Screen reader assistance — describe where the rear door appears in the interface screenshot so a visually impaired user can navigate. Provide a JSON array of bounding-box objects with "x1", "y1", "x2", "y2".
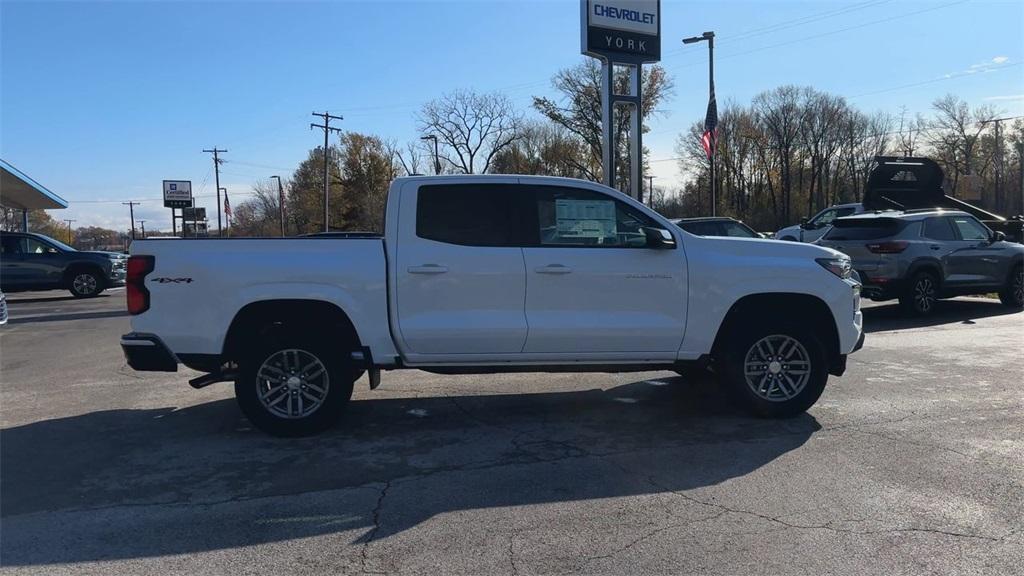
[
  {"x1": 394, "y1": 181, "x2": 530, "y2": 357},
  {"x1": 1, "y1": 235, "x2": 27, "y2": 288},
  {"x1": 520, "y1": 185, "x2": 686, "y2": 355}
]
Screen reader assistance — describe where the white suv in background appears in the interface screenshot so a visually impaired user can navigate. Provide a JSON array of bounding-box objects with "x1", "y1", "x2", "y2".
[{"x1": 775, "y1": 203, "x2": 866, "y2": 243}]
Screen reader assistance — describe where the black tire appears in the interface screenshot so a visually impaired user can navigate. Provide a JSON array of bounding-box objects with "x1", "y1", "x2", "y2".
[
  {"x1": 998, "y1": 264, "x2": 1024, "y2": 309},
  {"x1": 719, "y1": 322, "x2": 828, "y2": 418},
  {"x1": 899, "y1": 271, "x2": 939, "y2": 316},
  {"x1": 68, "y1": 269, "x2": 104, "y2": 298},
  {"x1": 235, "y1": 332, "x2": 355, "y2": 437}
]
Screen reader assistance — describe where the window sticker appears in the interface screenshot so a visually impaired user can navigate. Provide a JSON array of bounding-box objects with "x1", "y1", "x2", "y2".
[{"x1": 554, "y1": 199, "x2": 617, "y2": 241}]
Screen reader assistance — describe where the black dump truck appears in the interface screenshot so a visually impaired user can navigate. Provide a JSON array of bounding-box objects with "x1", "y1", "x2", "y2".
[{"x1": 864, "y1": 156, "x2": 1024, "y2": 243}]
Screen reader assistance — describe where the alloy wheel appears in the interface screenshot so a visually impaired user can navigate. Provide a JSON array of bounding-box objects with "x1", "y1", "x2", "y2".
[
  {"x1": 256, "y1": 349, "x2": 331, "y2": 419},
  {"x1": 914, "y1": 277, "x2": 936, "y2": 313},
  {"x1": 73, "y1": 273, "x2": 98, "y2": 296},
  {"x1": 743, "y1": 334, "x2": 812, "y2": 402}
]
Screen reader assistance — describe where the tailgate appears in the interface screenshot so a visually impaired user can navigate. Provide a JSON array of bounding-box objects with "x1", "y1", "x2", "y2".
[{"x1": 818, "y1": 217, "x2": 908, "y2": 271}]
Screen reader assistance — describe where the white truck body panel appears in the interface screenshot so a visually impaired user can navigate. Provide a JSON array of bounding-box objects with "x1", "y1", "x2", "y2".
[{"x1": 128, "y1": 175, "x2": 862, "y2": 373}]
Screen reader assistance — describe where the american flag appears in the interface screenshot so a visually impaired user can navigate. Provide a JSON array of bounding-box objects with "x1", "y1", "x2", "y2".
[
  {"x1": 223, "y1": 191, "x2": 231, "y2": 218},
  {"x1": 701, "y1": 81, "x2": 718, "y2": 160}
]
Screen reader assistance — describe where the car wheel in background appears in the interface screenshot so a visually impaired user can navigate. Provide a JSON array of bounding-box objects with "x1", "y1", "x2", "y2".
[
  {"x1": 235, "y1": 333, "x2": 354, "y2": 437},
  {"x1": 998, "y1": 264, "x2": 1024, "y2": 309},
  {"x1": 899, "y1": 271, "x2": 938, "y2": 316},
  {"x1": 68, "y1": 270, "x2": 104, "y2": 298},
  {"x1": 719, "y1": 323, "x2": 828, "y2": 418}
]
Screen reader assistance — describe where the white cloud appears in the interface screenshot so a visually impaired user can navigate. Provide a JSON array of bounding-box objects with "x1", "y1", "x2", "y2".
[
  {"x1": 993, "y1": 56, "x2": 1010, "y2": 64},
  {"x1": 984, "y1": 94, "x2": 1024, "y2": 101}
]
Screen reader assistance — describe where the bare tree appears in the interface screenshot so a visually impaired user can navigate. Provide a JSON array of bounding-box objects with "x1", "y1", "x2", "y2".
[
  {"x1": 418, "y1": 90, "x2": 522, "y2": 174},
  {"x1": 928, "y1": 94, "x2": 998, "y2": 193}
]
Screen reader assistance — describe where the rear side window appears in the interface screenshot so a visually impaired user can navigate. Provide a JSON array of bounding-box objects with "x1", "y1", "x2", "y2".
[
  {"x1": 721, "y1": 221, "x2": 758, "y2": 238},
  {"x1": 823, "y1": 218, "x2": 906, "y2": 240},
  {"x1": 678, "y1": 221, "x2": 720, "y2": 236},
  {"x1": 416, "y1": 184, "x2": 526, "y2": 247},
  {"x1": 923, "y1": 217, "x2": 956, "y2": 241}
]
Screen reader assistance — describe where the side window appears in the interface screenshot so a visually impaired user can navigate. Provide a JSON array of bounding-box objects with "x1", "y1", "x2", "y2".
[
  {"x1": 416, "y1": 184, "x2": 526, "y2": 247},
  {"x1": 534, "y1": 186, "x2": 657, "y2": 248},
  {"x1": 679, "y1": 221, "x2": 719, "y2": 237},
  {"x1": 722, "y1": 221, "x2": 757, "y2": 238},
  {"x1": 1, "y1": 236, "x2": 24, "y2": 255},
  {"x1": 923, "y1": 217, "x2": 956, "y2": 241},
  {"x1": 24, "y1": 238, "x2": 53, "y2": 254},
  {"x1": 951, "y1": 216, "x2": 990, "y2": 241},
  {"x1": 835, "y1": 207, "x2": 857, "y2": 219}
]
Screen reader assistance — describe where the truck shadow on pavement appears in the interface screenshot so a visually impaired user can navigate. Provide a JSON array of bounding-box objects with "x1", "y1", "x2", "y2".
[
  {"x1": 862, "y1": 298, "x2": 1020, "y2": 333},
  {"x1": 1, "y1": 376, "x2": 819, "y2": 566}
]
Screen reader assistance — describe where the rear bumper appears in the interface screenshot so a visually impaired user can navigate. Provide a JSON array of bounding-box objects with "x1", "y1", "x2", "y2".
[
  {"x1": 121, "y1": 332, "x2": 178, "y2": 372},
  {"x1": 857, "y1": 271, "x2": 903, "y2": 300}
]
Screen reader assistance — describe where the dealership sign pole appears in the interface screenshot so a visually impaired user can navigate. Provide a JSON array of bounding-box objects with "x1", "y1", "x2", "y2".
[{"x1": 581, "y1": 0, "x2": 660, "y2": 201}]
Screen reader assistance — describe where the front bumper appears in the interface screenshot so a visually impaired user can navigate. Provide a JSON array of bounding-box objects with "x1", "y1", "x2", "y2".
[{"x1": 121, "y1": 332, "x2": 178, "y2": 372}]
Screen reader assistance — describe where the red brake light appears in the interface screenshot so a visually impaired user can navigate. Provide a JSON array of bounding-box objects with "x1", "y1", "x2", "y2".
[
  {"x1": 126, "y1": 255, "x2": 155, "y2": 315},
  {"x1": 866, "y1": 241, "x2": 908, "y2": 254}
]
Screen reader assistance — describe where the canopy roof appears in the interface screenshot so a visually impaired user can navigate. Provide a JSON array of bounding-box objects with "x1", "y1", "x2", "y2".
[{"x1": 0, "y1": 158, "x2": 68, "y2": 210}]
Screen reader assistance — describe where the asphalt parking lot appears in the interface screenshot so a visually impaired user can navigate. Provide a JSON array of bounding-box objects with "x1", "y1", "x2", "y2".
[{"x1": 1, "y1": 290, "x2": 1022, "y2": 575}]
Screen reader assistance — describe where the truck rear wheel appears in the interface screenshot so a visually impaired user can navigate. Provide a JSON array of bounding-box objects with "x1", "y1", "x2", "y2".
[
  {"x1": 720, "y1": 323, "x2": 828, "y2": 418},
  {"x1": 235, "y1": 334, "x2": 354, "y2": 437}
]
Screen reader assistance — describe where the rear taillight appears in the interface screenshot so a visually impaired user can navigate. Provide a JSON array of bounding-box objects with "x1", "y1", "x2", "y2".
[
  {"x1": 126, "y1": 255, "x2": 155, "y2": 315},
  {"x1": 866, "y1": 241, "x2": 908, "y2": 254}
]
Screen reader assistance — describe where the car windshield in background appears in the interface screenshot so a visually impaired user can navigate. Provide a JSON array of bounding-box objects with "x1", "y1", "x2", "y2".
[{"x1": 823, "y1": 218, "x2": 906, "y2": 240}]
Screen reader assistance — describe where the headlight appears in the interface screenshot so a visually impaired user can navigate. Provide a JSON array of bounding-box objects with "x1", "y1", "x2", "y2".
[{"x1": 816, "y1": 256, "x2": 851, "y2": 279}]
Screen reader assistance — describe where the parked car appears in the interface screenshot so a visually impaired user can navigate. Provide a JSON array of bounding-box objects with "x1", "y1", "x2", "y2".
[
  {"x1": 775, "y1": 203, "x2": 865, "y2": 243},
  {"x1": 671, "y1": 217, "x2": 762, "y2": 239},
  {"x1": 816, "y1": 210, "x2": 1024, "y2": 315},
  {"x1": 0, "y1": 231, "x2": 127, "y2": 298},
  {"x1": 122, "y1": 175, "x2": 864, "y2": 436},
  {"x1": 0, "y1": 290, "x2": 7, "y2": 325}
]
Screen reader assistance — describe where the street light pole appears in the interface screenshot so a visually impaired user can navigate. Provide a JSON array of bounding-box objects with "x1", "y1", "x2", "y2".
[
  {"x1": 683, "y1": 31, "x2": 717, "y2": 216},
  {"x1": 271, "y1": 175, "x2": 285, "y2": 237},
  {"x1": 139, "y1": 220, "x2": 146, "y2": 239},
  {"x1": 647, "y1": 176, "x2": 656, "y2": 207},
  {"x1": 421, "y1": 135, "x2": 441, "y2": 175}
]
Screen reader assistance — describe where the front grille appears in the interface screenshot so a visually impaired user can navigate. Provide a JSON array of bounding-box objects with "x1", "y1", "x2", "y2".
[{"x1": 0, "y1": 295, "x2": 8, "y2": 324}]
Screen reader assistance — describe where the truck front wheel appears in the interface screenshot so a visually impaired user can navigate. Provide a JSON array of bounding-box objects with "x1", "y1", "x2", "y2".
[
  {"x1": 235, "y1": 336, "x2": 355, "y2": 436},
  {"x1": 720, "y1": 323, "x2": 828, "y2": 418}
]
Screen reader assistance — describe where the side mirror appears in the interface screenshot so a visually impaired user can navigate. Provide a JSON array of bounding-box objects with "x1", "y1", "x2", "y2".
[
  {"x1": 992, "y1": 231, "x2": 1006, "y2": 243},
  {"x1": 643, "y1": 226, "x2": 676, "y2": 249},
  {"x1": 799, "y1": 217, "x2": 813, "y2": 230}
]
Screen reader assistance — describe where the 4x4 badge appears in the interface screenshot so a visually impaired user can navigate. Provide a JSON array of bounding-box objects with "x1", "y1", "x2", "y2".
[{"x1": 152, "y1": 277, "x2": 193, "y2": 284}]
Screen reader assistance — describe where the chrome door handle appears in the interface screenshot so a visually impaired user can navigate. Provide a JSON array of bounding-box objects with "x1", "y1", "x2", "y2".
[
  {"x1": 407, "y1": 264, "x2": 448, "y2": 274},
  {"x1": 535, "y1": 264, "x2": 572, "y2": 274}
]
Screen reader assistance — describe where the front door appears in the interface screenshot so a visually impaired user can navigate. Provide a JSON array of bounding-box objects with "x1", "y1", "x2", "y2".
[
  {"x1": 394, "y1": 180, "x2": 529, "y2": 357},
  {"x1": 947, "y1": 215, "x2": 1005, "y2": 286},
  {"x1": 521, "y1": 185, "x2": 687, "y2": 354}
]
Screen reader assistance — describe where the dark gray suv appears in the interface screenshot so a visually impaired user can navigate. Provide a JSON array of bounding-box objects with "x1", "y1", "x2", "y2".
[
  {"x1": 0, "y1": 232, "x2": 127, "y2": 298},
  {"x1": 817, "y1": 210, "x2": 1024, "y2": 315}
]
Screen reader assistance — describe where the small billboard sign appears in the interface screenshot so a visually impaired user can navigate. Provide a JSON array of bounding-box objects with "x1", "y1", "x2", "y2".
[
  {"x1": 163, "y1": 180, "x2": 193, "y2": 209},
  {"x1": 581, "y1": 0, "x2": 661, "y2": 63},
  {"x1": 182, "y1": 207, "x2": 206, "y2": 221}
]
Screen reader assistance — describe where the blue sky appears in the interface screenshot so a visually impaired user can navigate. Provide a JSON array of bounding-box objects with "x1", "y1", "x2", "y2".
[{"x1": 2, "y1": 0, "x2": 1022, "y2": 231}]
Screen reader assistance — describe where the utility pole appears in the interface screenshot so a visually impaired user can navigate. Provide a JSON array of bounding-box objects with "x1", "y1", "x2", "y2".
[
  {"x1": 271, "y1": 175, "x2": 285, "y2": 237},
  {"x1": 311, "y1": 112, "x2": 343, "y2": 232},
  {"x1": 122, "y1": 201, "x2": 140, "y2": 239},
  {"x1": 646, "y1": 175, "x2": 656, "y2": 206},
  {"x1": 203, "y1": 147, "x2": 228, "y2": 236},
  {"x1": 139, "y1": 220, "x2": 146, "y2": 239},
  {"x1": 421, "y1": 134, "x2": 441, "y2": 175},
  {"x1": 63, "y1": 219, "x2": 75, "y2": 245}
]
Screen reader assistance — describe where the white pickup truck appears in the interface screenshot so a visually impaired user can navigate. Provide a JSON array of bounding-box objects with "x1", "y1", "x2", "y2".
[{"x1": 122, "y1": 175, "x2": 864, "y2": 436}]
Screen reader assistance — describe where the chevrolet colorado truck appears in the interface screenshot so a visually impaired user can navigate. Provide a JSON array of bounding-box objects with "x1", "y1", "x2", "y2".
[{"x1": 121, "y1": 175, "x2": 864, "y2": 436}]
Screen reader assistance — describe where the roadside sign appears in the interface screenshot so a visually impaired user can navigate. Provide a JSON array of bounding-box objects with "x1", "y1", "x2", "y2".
[
  {"x1": 182, "y1": 207, "x2": 206, "y2": 221},
  {"x1": 163, "y1": 180, "x2": 193, "y2": 208},
  {"x1": 581, "y1": 0, "x2": 661, "y2": 63}
]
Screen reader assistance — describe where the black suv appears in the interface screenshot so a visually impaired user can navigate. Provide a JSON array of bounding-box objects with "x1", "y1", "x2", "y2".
[
  {"x1": 0, "y1": 231, "x2": 127, "y2": 298},
  {"x1": 817, "y1": 210, "x2": 1024, "y2": 315}
]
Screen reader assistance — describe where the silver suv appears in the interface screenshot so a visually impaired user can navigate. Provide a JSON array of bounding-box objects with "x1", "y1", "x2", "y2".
[{"x1": 817, "y1": 210, "x2": 1024, "y2": 315}]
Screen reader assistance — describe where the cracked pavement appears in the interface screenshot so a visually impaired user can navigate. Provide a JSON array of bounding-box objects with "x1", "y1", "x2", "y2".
[{"x1": 1, "y1": 292, "x2": 1022, "y2": 575}]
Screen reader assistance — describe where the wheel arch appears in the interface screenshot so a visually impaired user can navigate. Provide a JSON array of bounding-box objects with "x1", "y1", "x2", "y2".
[
  {"x1": 711, "y1": 292, "x2": 842, "y2": 375},
  {"x1": 222, "y1": 299, "x2": 362, "y2": 363}
]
